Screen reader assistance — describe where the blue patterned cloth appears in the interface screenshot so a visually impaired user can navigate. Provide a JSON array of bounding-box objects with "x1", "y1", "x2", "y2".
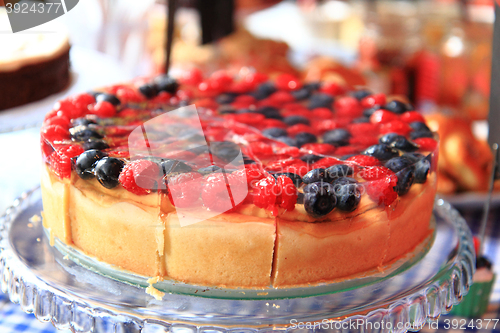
[{"x1": 1, "y1": 203, "x2": 500, "y2": 332}]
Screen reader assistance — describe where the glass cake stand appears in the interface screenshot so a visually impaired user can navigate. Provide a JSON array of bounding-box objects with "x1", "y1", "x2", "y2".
[{"x1": 0, "y1": 187, "x2": 475, "y2": 333}]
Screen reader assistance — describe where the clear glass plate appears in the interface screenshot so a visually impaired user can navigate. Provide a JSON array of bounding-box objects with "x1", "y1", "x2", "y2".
[{"x1": 0, "y1": 187, "x2": 475, "y2": 332}]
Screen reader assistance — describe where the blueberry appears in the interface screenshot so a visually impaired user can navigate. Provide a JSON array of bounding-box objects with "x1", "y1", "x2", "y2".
[
  {"x1": 414, "y1": 158, "x2": 431, "y2": 183},
  {"x1": 284, "y1": 115, "x2": 310, "y2": 126},
  {"x1": 384, "y1": 100, "x2": 410, "y2": 114},
  {"x1": 216, "y1": 93, "x2": 237, "y2": 104},
  {"x1": 352, "y1": 117, "x2": 370, "y2": 123},
  {"x1": 409, "y1": 121, "x2": 431, "y2": 132},
  {"x1": 197, "y1": 165, "x2": 223, "y2": 175},
  {"x1": 96, "y1": 93, "x2": 121, "y2": 106},
  {"x1": 138, "y1": 84, "x2": 158, "y2": 99},
  {"x1": 291, "y1": 88, "x2": 311, "y2": 101},
  {"x1": 277, "y1": 136, "x2": 298, "y2": 147},
  {"x1": 403, "y1": 152, "x2": 425, "y2": 163},
  {"x1": 75, "y1": 150, "x2": 107, "y2": 180},
  {"x1": 300, "y1": 154, "x2": 323, "y2": 164},
  {"x1": 323, "y1": 129, "x2": 351, "y2": 146},
  {"x1": 263, "y1": 127, "x2": 288, "y2": 139},
  {"x1": 257, "y1": 106, "x2": 282, "y2": 120},
  {"x1": 272, "y1": 172, "x2": 302, "y2": 187},
  {"x1": 410, "y1": 131, "x2": 434, "y2": 140},
  {"x1": 296, "y1": 192, "x2": 305, "y2": 204},
  {"x1": 363, "y1": 144, "x2": 399, "y2": 161},
  {"x1": 334, "y1": 182, "x2": 361, "y2": 212},
  {"x1": 476, "y1": 256, "x2": 492, "y2": 269},
  {"x1": 72, "y1": 118, "x2": 97, "y2": 127},
  {"x1": 70, "y1": 126, "x2": 103, "y2": 141},
  {"x1": 295, "y1": 132, "x2": 317, "y2": 147},
  {"x1": 243, "y1": 158, "x2": 256, "y2": 165},
  {"x1": 363, "y1": 105, "x2": 382, "y2": 118},
  {"x1": 219, "y1": 108, "x2": 237, "y2": 115},
  {"x1": 251, "y1": 82, "x2": 276, "y2": 100},
  {"x1": 379, "y1": 133, "x2": 400, "y2": 145},
  {"x1": 236, "y1": 108, "x2": 253, "y2": 114},
  {"x1": 390, "y1": 136, "x2": 419, "y2": 152},
  {"x1": 303, "y1": 82, "x2": 321, "y2": 91},
  {"x1": 303, "y1": 182, "x2": 337, "y2": 217},
  {"x1": 325, "y1": 164, "x2": 353, "y2": 180},
  {"x1": 308, "y1": 93, "x2": 334, "y2": 110},
  {"x1": 332, "y1": 177, "x2": 358, "y2": 187},
  {"x1": 154, "y1": 75, "x2": 179, "y2": 93},
  {"x1": 394, "y1": 167, "x2": 415, "y2": 196},
  {"x1": 210, "y1": 141, "x2": 241, "y2": 163},
  {"x1": 385, "y1": 156, "x2": 414, "y2": 173},
  {"x1": 94, "y1": 157, "x2": 125, "y2": 189},
  {"x1": 83, "y1": 139, "x2": 109, "y2": 151},
  {"x1": 160, "y1": 159, "x2": 193, "y2": 175},
  {"x1": 302, "y1": 168, "x2": 327, "y2": 184},
  {"x1": 351, "y1": 89, "x2": 372, "y2": 100}
]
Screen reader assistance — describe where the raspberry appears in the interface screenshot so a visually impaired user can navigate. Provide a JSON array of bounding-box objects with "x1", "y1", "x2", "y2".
[
  {"x1": 91, "y1": 101, "x2": 117, "y2": 118},
  {"x1": 210, "y1": 70, "x2": 233, "y2": 90},
  {"x1": 194, "y1": 98, "x2": 218, "y2": 110},
  {"x1": 334, "y1": 96, "x2": 362, "y2": 117},
  {"x1": 349, "y1": 136, "x2": 379, "y2": 148},
  {"x1": 361, "y1": 93, "x2": 386, "y2": 108},
  {"x1": 176, "y1": 89, "x2": 194, "y2": 101},
  {"x1": 198, "y1": 80, "x2": 219, "y2": 97},
  {"x1": 268, "y1": 91, "x2": 295, "y2": 105},
  {"x1": 346, "y1": 155, "x2": 381, "y2": 167},
  {"x1": 72, "y1": 93, "x2": 95, "y2": 110},
  {"x1": 244, "y1": 72, "x2": 268, "y2": 85},
  {"x1": 168, "y1": 172, "x2": 203, "y2": 208},
  {"x1": 276, "y1": 146, "x2": 301, "y2": 158},
  {"x1": 49, "y1": 145, "x2": 84, "y2": 179},
  {"x1": 151, "y1": 91, "x2": 173, "y2": 104},
  {"x1": 311, "y1": 108, "x2": 333, "y2": 119},
  {"x1": 413, "y1": 138, "x2": 437, "y2": 151},
  {"x1": 202, "y1": 172, "x2": 247, "y2": 212},
  {"x1": 370, "y1": 110, "x2": 399, "y2": 124},
  {"x1": 41, "y1": 124, "x2": 70, "y2": 143},
  {"x1": 53, "y1": 98, "x2": 86, "y2": 120},
  {"x1": 235, "y1": 113, "x2": 265, "y2": 126},
  {"x1": 275, "y1": 73, "x2": 302, "y2": 91},
  {"x1": 365, "y1": 174, "x2": 398, "y2": 206},
  {"x1": 287, "y1": 124, "x2": 314, "y2": 136},
  {"x1": 248, "y1": 142, "x2": 273, "y2": 156},
  {"x1": 253, "y1": 176, "x2": 278, "y2": 211},
  {"x1": 359, "y1": 166, "x2": 395, "y2": 181},
  {"x1": 312, "y1": 157, "x2": 341, "y2": 169},
  {"x1": 231, "y1": 95, "x2": 257, "y2": 109},
  {"x1": 400, "y1": 111, "x2": 425, "y2": 123},
  {"x1": 240, "y1": 167, "x2": 267, "y2": 187},
  {"x1": 301, "y1": 143, "x2": 336, "y2": 155},
  {"x1": 347, "y1": 122, "x2": 379, "y2": 136},
  {"x1": 276, "y1": 175, "x2": 297, "y2": 211},
  {"x1": 261, "y1": 119, "x2": 287, "y2": 129},
  {"x1": 335, "y1": 146, "x2": 359, "y2": 156},
  {"x1": 266, "y1": 158, "x2": 305, "y2": 172},
  {"x1": 119, "y1": 160, "x2": 160, "y2": 195},
  {"x1": 229, "y1": 81, "x2": 255, "y2": 94},
  {"x1": 44, "y1": 115, "x2": 71, "y2": 129},
  {"x1": 319, "y1": 82, "x2": 345, "y2": 96},
  {"x1": 315, "y1": 119, "x2": 338, "y2": 134},
  {"x1": 380, "y1": 120, "x2": 412, "y2": 136},
  {"x1": 116, "y1": 87, "x2": 145, "y2": 103},
  {"x1": 181, "y1": 68, "x2": 204, "y2": 86}
]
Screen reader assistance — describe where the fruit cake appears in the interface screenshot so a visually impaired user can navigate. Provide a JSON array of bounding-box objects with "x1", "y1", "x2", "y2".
[
  {"x1": 40, "y1": 69, "x2": 438, "y2": 288},
  {"x1": 0, "y1": 8, "x2": 71, "y2": 111}
]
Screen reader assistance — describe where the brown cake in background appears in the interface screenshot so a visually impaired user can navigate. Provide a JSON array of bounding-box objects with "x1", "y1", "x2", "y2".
[{"x1": 0, "y1": 8, "x2": 71, "y2": 111}]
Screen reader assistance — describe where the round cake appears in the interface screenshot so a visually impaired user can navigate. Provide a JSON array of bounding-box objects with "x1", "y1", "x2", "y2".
[
  {"x1": 0, "y1": 8, "x2": 71, "y2": 111},
  {"x1": 40, "y1": 69, "x2": 438, "y2": 288}
]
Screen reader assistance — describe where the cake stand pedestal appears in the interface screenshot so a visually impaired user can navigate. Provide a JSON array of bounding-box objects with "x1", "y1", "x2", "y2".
[{"x1": 0, "y1": 187, "x2": 475, "y2": 333}]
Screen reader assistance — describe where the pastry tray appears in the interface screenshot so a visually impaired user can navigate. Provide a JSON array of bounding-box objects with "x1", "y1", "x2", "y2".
[{"x1": 0, "y1": 187, "x2": 475, "y2": 332}]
